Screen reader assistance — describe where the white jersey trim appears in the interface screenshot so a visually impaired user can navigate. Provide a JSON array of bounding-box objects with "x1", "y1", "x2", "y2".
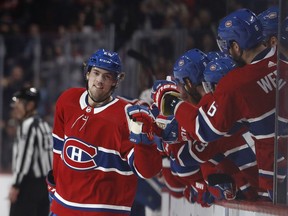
[
  {"x1": 54, "y1": 192, "x2": 131, "y2": 211},
  {"x1": 79, "y1": 91, "x2": 119, "y2": 114},
  {"x1": 246, "y1": 108, "x2": 275, "y2": 123},
  {"x1": 93, "y1": 166, "x2": 134, "y2": 175},
  {"x1": 196, "y1": 107, "x2": 226, "y2": 142}
]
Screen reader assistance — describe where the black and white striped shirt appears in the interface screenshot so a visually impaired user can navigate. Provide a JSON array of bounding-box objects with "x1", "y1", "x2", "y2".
[{"x1": 12, "y1": 115, "x2": 53, "y2": 186}]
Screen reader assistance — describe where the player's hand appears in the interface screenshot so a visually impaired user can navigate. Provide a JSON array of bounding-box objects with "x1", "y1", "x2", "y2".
[
  {"x1": 126, "y1": 105, "x2": 156, "y2": 144},
  {"x1": 151, "y1": 80, "x2": 181, "y2": 116},
  {"x1": 207, "y1": 173, "x2": 237, "y2": 201},
  {"x1": 156, "y1": 115, "x2": 182, "y2": 144},
  {"x1": 46, "y1": 170, "x2": 56, "y2": 203},
  {"x1": 184, "y1": 181, "x2": 215, "y2": 207},
  {"x1": 8, "y1": 186, "x2": 20, "y2": 203}
]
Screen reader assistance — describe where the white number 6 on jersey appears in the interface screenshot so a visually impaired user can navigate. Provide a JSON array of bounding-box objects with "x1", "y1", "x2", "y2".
[{"x1": 207, "y1": 101, "x2": 217, "y2": 117}]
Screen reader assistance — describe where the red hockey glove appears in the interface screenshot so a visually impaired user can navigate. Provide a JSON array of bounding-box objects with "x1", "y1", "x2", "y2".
[
  {"x1": 126, "y1": 105, "x2": 156, "y2": 144},
  {"x1": 46, "y1": 170, "x2": 56, "y2": 203},
  {"x1": 151, "y1": 80, "x2": 181, "y2": 116},
  {"x1": 184, "y1": 181, "x2": 215, "y2": 207}
]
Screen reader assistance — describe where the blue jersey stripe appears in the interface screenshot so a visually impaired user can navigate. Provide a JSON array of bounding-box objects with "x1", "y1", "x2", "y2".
[
  {"x1": 170, "y1": 159, "x2": 199, "y2": 176},
  {"x1": 178, "y1": 141, "x2": 202, "y2": 166},
  {"x1": 225, "y1": 147, "x2": 256, "y2": 168},
  {"x1": 196, "y1": 108, "x2": 224, "y2": 142},
  {"x1": 53, "y1": 135, "x2": 63, "y2": 152},
  {"x1": 248, "y1": 113, "x2": 275, "y2": 136}
]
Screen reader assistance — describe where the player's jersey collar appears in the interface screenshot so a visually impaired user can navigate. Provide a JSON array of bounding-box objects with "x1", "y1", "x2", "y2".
[
  {"x1": 251, "y1": 46, "x2": 276, "y2": 64},
  {"x1": 79, "y1": 91, "x2": 119, "y2": 114}
]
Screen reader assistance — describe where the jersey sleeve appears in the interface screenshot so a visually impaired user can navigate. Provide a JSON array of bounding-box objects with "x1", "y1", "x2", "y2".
[
  {"x1": 127, "y1": 142, "x2": 162, "y2": 179},
  {"x1": 51, "y1": 94, "x2": 65, "y2": 182},
  {"x1": 175, "y1": 88, "x2": 243, "y2": 143},
  {"x1": 122, "y1": 104, "x2": 162, "y2": 179}
]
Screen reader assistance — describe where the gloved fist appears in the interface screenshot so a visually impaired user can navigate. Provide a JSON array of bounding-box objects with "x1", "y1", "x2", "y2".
[
  {"x1": 156, "y1": 115, "x2": 178, "y2": 144},
  {"x1": 151, "y1": 80, "x2": 181, "y2": 116},
  {"x1": 207, "y1": 173, "x2": 237, "y2": 201},
  {"x1": 184, "y1": 181, "x2": 215, "y2": 207},
  {"x1": 126, "y1": 105, "x2": 156, "y2": 144},
  {"x1": 156, "y1": 115, "x2": 188, "y2": 144},
  {"x1": 46, "y1": 170, "x2": 56, "y2": 203}
]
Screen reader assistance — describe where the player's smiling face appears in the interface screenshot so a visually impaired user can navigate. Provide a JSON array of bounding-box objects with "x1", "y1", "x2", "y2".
[{"x1": 86, "y1": 67, "x2": 117, "y2": 106}]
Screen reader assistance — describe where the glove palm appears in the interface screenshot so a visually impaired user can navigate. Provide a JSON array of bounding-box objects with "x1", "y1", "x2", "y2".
[{"x1": 151, "y1": 80, "x2": 181, "y2": 116}]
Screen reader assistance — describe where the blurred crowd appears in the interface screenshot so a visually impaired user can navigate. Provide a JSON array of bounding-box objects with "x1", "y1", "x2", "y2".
[
  {"x1": 1, "y1": 1, "x2": 287, "y2": 216},
  {"x1": 0, "y1": 0, "x2": 278, "y2": 201}
]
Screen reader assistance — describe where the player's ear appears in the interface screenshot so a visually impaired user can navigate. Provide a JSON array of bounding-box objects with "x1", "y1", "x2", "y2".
[
  {"x1": 112, "y1": 73, "x2": 125, "y2": 87},
  {"x1": 86, "y1": 72, "x2": 89, "y2": 81},
  {"x1": 117, "y1": 72, "x2": 125, "y2": 82}
]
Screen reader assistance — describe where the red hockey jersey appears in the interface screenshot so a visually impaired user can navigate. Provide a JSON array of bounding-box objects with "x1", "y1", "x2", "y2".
[
  {"x1": 50, "y1": 88, "x2": 161, "y2": 216},
  {"x1": 174, "y1": 47, "x2": 286, "y2": 190}
]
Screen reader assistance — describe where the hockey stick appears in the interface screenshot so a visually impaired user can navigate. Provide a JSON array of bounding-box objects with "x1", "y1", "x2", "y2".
[{"x1": 127, "y1": 49, "x2": 156, "y2": 81}]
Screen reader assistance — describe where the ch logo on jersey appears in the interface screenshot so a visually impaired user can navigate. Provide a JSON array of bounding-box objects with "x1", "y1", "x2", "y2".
[{"x1": 63, "y1": 138, "x2": 98, "y2": 170}]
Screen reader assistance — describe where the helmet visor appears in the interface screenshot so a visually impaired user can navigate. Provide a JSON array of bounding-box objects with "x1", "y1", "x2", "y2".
[{"x1": 217, "y1": 37, "x2": 229, "y2": 53}]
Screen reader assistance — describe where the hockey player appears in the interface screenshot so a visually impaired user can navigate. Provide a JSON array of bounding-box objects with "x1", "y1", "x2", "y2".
[
  {"x1": 9, "y1": 86, "x2": 52, "y2": 216},
  {"x1": 169, "y1": 53, "x2": 259, "y2": 201},
  {"x1": 154, "y1": 50, "x2": 247, "y2": 204},
  {"x1": 257, "y1": 6, "x2": 279, "y2": 48},
  {"x1": 202, "y1": 56, "x2": 236, "y2": 93},
  {"x1": 151, "y1": 8, "x2": 286, "y2": 199},
  {"x1": 47, "y1": 49, "x2": 162, "y2": 216}
]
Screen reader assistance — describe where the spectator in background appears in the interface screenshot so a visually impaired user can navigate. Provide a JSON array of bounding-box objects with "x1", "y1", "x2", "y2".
[{"x1": 1, "y1": 65, "x2": 26, "y2": 121}]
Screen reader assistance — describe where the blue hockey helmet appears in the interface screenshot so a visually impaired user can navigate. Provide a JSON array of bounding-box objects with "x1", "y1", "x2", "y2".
[
  {"x1": 83, "y1": 49, "x2": 122, "y2": 77},
  {"x1": 206, "y1": 51, "x2": 228, "y2": 61},
  {"x1": 202, "y1": 57, "x2": 236, "y2": 93},
  {"x1": 217, "y1": 8, "x2": 264, "y2": 53},
  {"x1": 204, "y1": 56, "x2": 236, "y2": 83},
  {"x1": 257, "y1": 6, "x2": 279, "y2": 41},
  {"x1": 281, "y1": 17, "x2": 288, "y2": 49},
  {"x1": 173, "y1": 48, "x2": 210, "y2": 86}
]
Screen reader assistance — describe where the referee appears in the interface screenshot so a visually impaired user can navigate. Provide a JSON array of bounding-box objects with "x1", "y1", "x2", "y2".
[{"x1": 8, "y1": 86, "x2": 53, "y2": 216}]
